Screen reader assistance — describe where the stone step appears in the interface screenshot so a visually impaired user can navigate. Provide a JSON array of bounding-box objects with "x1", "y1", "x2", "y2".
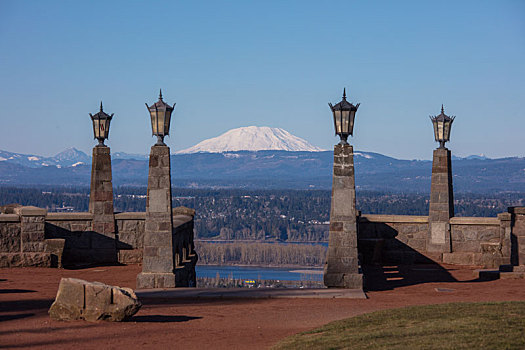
[
  {"x1": 476, "y1": 269, "x2": 500, "y2": 281},
  {"x1": 500, "y1": 272, "x2": 525, "y2": 280}
]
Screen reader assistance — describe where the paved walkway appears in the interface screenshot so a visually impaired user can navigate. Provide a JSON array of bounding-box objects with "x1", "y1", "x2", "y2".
[
  {"x1": 1, "y1": 264, "x2": 525, "y2": 349},
  {"x1": 136, "y1": 287, "x2": 367, "y2": 299}
]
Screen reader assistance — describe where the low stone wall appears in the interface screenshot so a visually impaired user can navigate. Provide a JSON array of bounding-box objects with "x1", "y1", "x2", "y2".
[
  {"x1": 0, "y1": 206, "x2": 197, "y2": 277},
  {"x1": 0, "y1": 207, "x2": 51, "y2": 267},
  {"x1": 444, "y1": 217, "x2": 508, "y2": 268},
  {"x1": 1, "y1": 205, "x2": 524, "y2": 270},
  {"x1": 358, "y1": 215, "x2": 432, "y2": 265},
  {"x1": 115, "y1": 212, "x2": 146, "y2": 264},
  {"x1": 45, "y1": 212, "x2": 110, "y2": 265},
  {"x1": 116, "y1": 209, "x2": 198, "y2": 286},
  {"x1": 358, "y1": 213, "x2": 511, "y2": 268}
]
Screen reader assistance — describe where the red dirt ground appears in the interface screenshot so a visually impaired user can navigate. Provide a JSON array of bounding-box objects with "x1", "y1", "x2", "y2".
[{"x1": 1, "y1": 264, "x2": 524, "y2": 349}]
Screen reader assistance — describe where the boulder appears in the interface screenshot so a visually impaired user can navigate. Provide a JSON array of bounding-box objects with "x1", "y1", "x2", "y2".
[{"x1": 49, "y1": 278, "x2": 141, "y2": 322}]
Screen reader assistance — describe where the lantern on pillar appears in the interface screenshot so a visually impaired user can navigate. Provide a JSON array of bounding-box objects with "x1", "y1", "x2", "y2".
[
  {"x1": 430, "y1": 105, "x2": 455, "y2": 148},
  {"x1": 89, "y1": 102, "x2": 113, "y2": 146},
  {"x1": 146, "y1": 89, "x2": 176, "y2": 146},
  {"x1": 329, "y1": 88, "x2": 360, "y2": 144}
]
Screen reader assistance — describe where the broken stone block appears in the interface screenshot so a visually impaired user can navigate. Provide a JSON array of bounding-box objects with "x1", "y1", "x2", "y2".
[{"x1": 49, "y1": 278, "x2": 141, "y2": 322}]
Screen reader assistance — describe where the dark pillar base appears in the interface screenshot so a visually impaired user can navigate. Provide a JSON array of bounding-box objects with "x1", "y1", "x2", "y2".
[{"x1": 510, "y1": 207, "x2": 525, "y2": 266}]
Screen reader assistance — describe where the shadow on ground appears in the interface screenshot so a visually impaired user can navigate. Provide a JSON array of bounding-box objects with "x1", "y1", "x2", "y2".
[
  {"x1": 0, "y1": 313, "x2": 35, "y2": 322},
  {"x1": 362, "y1": 264, "x2": 458, "y2": 292},
  {"x1": 0, "y1": 288, "x2": 36, "y2": 294},
  {"x1": 129, "y1": 315, "x2": 202, "y2": 323}
]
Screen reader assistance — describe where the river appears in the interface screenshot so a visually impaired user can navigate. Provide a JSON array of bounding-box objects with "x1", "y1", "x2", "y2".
[{"x1": 196, "y1": 265, "x2": 323, "y2": 281}]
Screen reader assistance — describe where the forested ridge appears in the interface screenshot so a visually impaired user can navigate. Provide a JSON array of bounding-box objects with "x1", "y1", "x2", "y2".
[{"x1": 1, "y1": 186, "x2": 523, "y2": 242}]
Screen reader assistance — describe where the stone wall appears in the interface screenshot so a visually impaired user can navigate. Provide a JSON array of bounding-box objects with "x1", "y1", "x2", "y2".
[
  {"x1": 2, "y1": 205, "x2": 524, "y2": 270},
  {"x1": 115, "y1": 212, "x2": 146, "y2": 264},
  {"x1": 0, "y1": 207, "x2": 51, "y2": 267},
  {"x1": 443, "y1": 217, "x2": 507, "y2": 268},
  {"x1": 44, "y1": 212, "x2": 113, "y2": 265},
  {"x1": 358, "y1": 215, "x2": 431, "y2": 265},
  {"x1": 0, "y1": 206, "x2": 196, "y2": 275},
  {"x1": 358, "y1": 213, "x2": 511, "y2": 268}
]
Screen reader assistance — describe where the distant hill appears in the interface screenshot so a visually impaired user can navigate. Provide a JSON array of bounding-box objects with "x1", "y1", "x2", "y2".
[
  {"x1": 0, "y1": 149, "x2": 523, "y2": 193},
  {"x1": 0, "y1": 147, "x2": 90, "y2": 168}
]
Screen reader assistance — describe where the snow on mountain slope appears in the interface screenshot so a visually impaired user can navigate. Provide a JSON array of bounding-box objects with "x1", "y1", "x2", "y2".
[
  {"x1": 177, "y1": 126, "x2": 324, "y2": 153},
  {"x1": 53, "y1": 147, "x2": 90, "y2": 165}
]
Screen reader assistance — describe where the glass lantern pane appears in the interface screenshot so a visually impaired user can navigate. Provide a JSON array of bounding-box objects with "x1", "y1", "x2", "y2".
[
  {"x1": 349, "y1": 110, "x2": 356, "y2": 134},
  {"x1": 437, "y1": 121, "x2": 444, "y2": 140},
  {"x1": 157, "y1": 110, "x2": 166, "y2": 136},
  {"x1": 150, "y1": 111, "x2": 158, "y2": 135},
  {"x1": 443, "y1": 122, "x2": 450, "y2": 141},
  {"x1": 102, "y1": 119, "x2": 110, "y2": 139},
  {"x1": 334, "y1": 111, "x2": 342, "y2": 134},
  {"x1": 342, "y1": 110, "x2": 350, "y2": 134},
  {"x1": 433, "y1": 122, "x2": 438, "y2": 141},
  {"x1": 92, "y1": 119, "x2": 101, "y2": 139},
  {"x1": 164, "y1": 110, "x2": 171, "y2": 135}
]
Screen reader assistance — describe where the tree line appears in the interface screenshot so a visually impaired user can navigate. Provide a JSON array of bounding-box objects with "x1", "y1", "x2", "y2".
[
  {"x1": 195, "y1": 241, "x2": 327, "y2": 267},
  {"x1": 1, "y1": 186, "x2": 523, "y2": 242}
]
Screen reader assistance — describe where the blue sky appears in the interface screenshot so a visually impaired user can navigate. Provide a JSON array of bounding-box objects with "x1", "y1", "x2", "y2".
[{"x1": 0, "y1": 0, "x2": 523, "y2": 159}]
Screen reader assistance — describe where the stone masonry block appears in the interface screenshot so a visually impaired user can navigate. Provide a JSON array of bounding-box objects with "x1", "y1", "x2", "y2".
[
  {"x1": 22, "y1": 241, "x2": 45, "y2": 252},
  {"x1": 118, "y1": 249, "x2": 143, "y2": 264},
  {"x1": 0, "y1": 225, "x2": 21, "y2": 252},
  {"x1": 143, "y1": 256, "x2": 173, "y2": 273},
  {"x1": 323, "y1": 272, "x2": 362, "y2": 289},
  {"x1": 451, "y1": 240, "x2": 482, "y2": 253},
  {"x1": 143, "y1": 246, "x2": 159, "y2": 257},
  {"x1": 144, "y1": 231, "x2": 173, "y2": 247},
  {"x1": 329, "y1": 222, "x2": 343, "y2": 232}
]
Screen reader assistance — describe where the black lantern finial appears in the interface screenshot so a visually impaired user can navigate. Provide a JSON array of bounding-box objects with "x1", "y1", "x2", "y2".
[
  {"x1": 430, "y1": 105, "x2": 455, "y2": 149},
  {"x1": 146, "y1": 90, "x2": 176, "y2": 146},
  {"x1": 90, "y1": 101, "x2": 114, "y2": 147},
  {"x1": 329, "y1": 88, "x2": 360, "y2": 145}
]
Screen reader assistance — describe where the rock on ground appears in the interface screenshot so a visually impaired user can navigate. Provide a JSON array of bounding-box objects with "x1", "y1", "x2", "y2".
[{"x1": 49, "y1": 277, "x2": 141, "y2": 322}]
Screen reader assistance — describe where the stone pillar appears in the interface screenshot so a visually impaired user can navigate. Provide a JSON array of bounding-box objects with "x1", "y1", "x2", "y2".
[
  {"x1": 498, "y1": 212, "x2": 513, "y2": 266},
  {"x1": 324, "y1": 144, "x2": 362, "y2": 289},
  {"x1": 137, "y1": 145, "x2": 176, "y2": 289},
  {"x1": 14, "y1": 206, "x2": 51, "y2": 267},
  {"x1": 89, "y1": 145, "x2": 116, "y2": 262},
  {"x1": 428, "y1": 147, "x2": 453, "y2": 253},
  {"x1": 509, "y1": 207, "x2": 525, "y2": 269}
]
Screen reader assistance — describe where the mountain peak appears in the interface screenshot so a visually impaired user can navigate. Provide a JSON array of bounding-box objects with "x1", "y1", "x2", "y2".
[
  {"x1": 177, "y1": 126, "x2": 324, "y2": 154},
  {"x1": 52, "y1": 147, "x2": 90, "y2": 166}
]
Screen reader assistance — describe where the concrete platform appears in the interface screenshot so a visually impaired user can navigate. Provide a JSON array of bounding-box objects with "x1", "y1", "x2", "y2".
[{"x1": 136, "y1": 287, "x2": 367, "y2": 299}]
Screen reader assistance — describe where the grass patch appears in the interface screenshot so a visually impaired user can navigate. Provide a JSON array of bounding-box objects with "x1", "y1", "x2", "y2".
[{"x1": 273, "y1": 302, "x2": 525, "y2": 350}]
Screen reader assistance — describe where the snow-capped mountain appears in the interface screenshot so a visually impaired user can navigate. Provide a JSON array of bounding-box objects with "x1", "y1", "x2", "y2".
[
  {"x1": 0, "y1": 148, "x2": 90, "y2": 168},
  {"x1": 112, "y1": 152, "x2": 149, "y2": 161},
  {"x1": 53, "y1": 148, "x2": 91, "y2": 167},
  {"x1": 177, "y1": 126, "x2": 325, "y2": 154}
]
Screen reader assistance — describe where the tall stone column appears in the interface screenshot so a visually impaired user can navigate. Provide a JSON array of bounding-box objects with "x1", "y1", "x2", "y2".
[
  {"x1": 89, "y1": 145, "x2": 116, "y2": 262},
  {"x1": 324, "y1": 144, "x2": 362, "y2": 289},
  {"x1": 427, "y1": 147, "x2": 453, "y2": 252},
  {"x1": 136, "y1": 145, "x2": 176, "y2": 289}
]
